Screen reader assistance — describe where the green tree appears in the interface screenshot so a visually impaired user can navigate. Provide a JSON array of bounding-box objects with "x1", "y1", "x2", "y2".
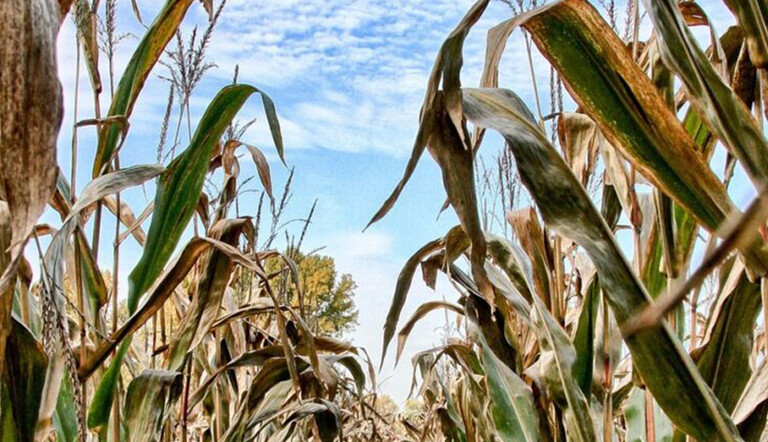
[{"x1": 267, "y1": 249, "x2": 358, "y2": 337}]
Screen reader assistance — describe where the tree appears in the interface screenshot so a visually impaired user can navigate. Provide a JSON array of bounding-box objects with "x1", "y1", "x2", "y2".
[{"x1": 267, "y1": 248, "x2": 359, "y2": 337}]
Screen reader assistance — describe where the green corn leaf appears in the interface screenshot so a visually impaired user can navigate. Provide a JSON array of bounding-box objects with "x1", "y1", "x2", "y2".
[
  {"x1": 623, "y1": 388, "x2": 674, "y2": 442},
  {"x1": 514, "y1": 0, "x2": 768, "y2": 274},
  {"x1": 527, "y1": 293, "x2": 597, "y2": 442},
  {"x1": 0, "y1": 319, "x2": 47, "y2": 442},
  {"x1": 572, "y1": 275, "x2": 600, "y2": 396},
  {"x1": 92, "y1": 0, "x2": 194, "y2": 177},
  {"x1": 477, "y1": 330, "x2": 539, "y2": 441},
  {"x1": 123, "y1": 370, "x2": 183, "y2": 442},
  {"x1": 86, "y1": 238, "x2": 211, "y2": 430},
  {"x1": 732, "y1": 357, "x2": 768, "y2": 440},
  {"x1": 693, "y1": 263, "x2": 761, "y2": 413},
  {"x1": 670, "y1": 262, "x2": 761, "y2": 441},
  {"x1": 52, "y1": 375, "x2": 78, "y2": 442},
  {"x1": 128, "y1": 84, "x2": 272, "y2": 313},
  {"x1": 86, "y1": 342, "x2": 129, "y2": 431},
  {"x1": 484, "y1": 235, "x2": 596, "y2": 441}
]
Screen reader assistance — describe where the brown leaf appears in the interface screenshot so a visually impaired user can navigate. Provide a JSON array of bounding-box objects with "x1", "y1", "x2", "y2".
[
  {"x1": 104, "y1": 196, "x2": 150, "y2": 246},
  {"x1": 557, "y1": 113, "x2": 599, "y2": 187},
  {"x1": 0, "y1": 0, "x2": 62, "y2": 369},
  {"x1": 427, "y1": 93, "x2": 493, "y2": 304},
  {"x1": 366, "y1": 0, "x2": 489, "y2": 229},
  {"x1": 507, "y1": 208, "x2": 552, "y2": 310},
  {"x1": 200, "y1": 0, "x2": 213, "y2": 19},
  {"x1": 0, "y1": 0, "x2": 62, "y2": 287},
  {"x1": 79, "y1": 238, "x2": 212, "y2": 379}
]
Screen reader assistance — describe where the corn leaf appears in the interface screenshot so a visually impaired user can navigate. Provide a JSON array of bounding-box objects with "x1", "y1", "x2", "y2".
[
  {"x1": 624, "y1": 388, "x2": 674, "y2": 442},
  {"x1": 221, "y1": 357, "x2": 309, "y2": 442},
  {"x1": 71, "y1": 2, "x2": 101, "y2": 94},
  {"x1": 380, "y1": 238, "x2": 442, "y2": 366},
  {"x1": 128, "y1": 84, "x2": 261, "y2": 313},
  {"x1": 484, "y1": 235, "x2": 596, "y2": 441},
  {"x1": 52, "y1": 376, "x2": 77, "y2": 442},
  {"x1": 85, "y1": 238, "x2": 211, "y2": 428},
  {"x1": 0, "y1": 202, "x2": 11, "y2": 383},
  {"x1": 478, "y1": 331, "x2": 539, "y2": 441},
  {"x1": 366, "y1": 0, "x2": 489, "y2": 230},
  {"x1": 123, "y1": 370, "x2": 183, "y2": 442},
  {"x1": 733, "y1": 359, "x2": 768, "y2": 430},
  {"x1": 572, "y1": 275, "x2": 600, "y2": 396},
  {"x1": 693, "y1": 264, "x2": 761, "y2": 413},
  {"x1": 92, "y1": 0, "x2": 194, "y2": 177},
  {"x1": 166, "y1": 219, "x2": 252, "y2": 371},
  {"x1": 0, "y1": 0, "x2": 62, "y2": 305},
  {"x1": 507, "y1": 208, "x2": 552, "y2": 309},
  {"x1": 515, "y1": 0, "x2": 768, "y2": 274},
  {"x1": 0, "y1": 319, "x2": 47, "y2": 442},
  {"x1": 722, "y1": 0, "x2": 768, "y2": 68},
  {"x1": 282, "y1": 401, "x2": 341, "y2": 442},
  {"x1": 643, "y1": 0, "x2": 768, "y2": 191},
  {"x1": 395, "y1": 301, "x2": 463, "y2": 365},
  {"x1": 23, "y1": 164, "x2": 163, "y2": 437},
  {"x1": 187, "y1": 346, "x2": 284, "y2": 410}
]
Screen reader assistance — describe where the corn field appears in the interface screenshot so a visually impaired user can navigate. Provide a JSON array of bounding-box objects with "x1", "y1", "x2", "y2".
[{"x1": 1, "y1": 0, "x2": 768, "y2": 440}]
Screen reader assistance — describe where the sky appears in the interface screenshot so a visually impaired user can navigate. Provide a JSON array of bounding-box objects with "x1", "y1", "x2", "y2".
[{"x1": 47, "y1": 0, "x2": 742, "y2": 403}]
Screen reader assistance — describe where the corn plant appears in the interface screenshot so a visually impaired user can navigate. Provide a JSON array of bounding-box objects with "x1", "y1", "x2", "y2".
[
  {"x1": 0, "y1": 1, "x2": 382, "y2": 441},
  {"x1": 373, "y1": 0, "x2": 768, "y2": 441}
]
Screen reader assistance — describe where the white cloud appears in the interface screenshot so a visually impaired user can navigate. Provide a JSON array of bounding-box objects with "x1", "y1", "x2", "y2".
[
  {"x1": 328, "y1": 230, "x2": 393, "y2": 260},
  {"x1": 198, "y1": 0, "x2": 503, "y2": 155},
  {"x1": 54, "y1": 0, "x2": 564, "y2": 159}
]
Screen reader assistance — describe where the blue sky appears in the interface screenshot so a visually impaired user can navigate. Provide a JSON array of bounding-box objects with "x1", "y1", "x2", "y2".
[{"x1": 49, "y1": 0, "x2": 742, "y2": 403}]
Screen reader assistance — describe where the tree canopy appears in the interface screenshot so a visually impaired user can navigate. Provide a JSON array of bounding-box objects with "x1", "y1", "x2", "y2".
[{"x1": 266, "y1": 249, "x2": 359, "y2": 337}]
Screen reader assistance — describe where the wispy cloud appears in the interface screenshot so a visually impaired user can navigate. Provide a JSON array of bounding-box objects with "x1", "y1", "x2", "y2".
[{"x1": 201, "y1": 0, "x2": 512, "y2": 156}]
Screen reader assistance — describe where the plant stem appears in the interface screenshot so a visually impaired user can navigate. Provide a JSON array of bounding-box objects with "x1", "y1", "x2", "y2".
[
  {"x1": 70, "y1": 35, "x2": 89, "y2": 440},
  {"x1": 603, "y1": 293, "x2": 613, "y2": 442},
  {"x1": 111, "y1": 155, "x2": 121, "y2": 442}
]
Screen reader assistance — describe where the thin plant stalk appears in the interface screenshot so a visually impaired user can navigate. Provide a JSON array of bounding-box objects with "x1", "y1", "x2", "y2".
[
  {"x1": 181, "y1": 359, "x2": 191, "y2": 442},
  {"x1": 553, "y1": 235, "x2": 564, "y2": 322},
  {"x1": 631, "y1": 0, "x2": 640, "y2": 60},
  {"x1": 689, "y1": 235, "x2": 716, "y2": 350},
  {"x1": 762, "y1": 279, "x2": 768, "y2": 357},
  {"x1": 150, "y1": 313, "x2": 157, "y2": 369},
  {"x1": 523, "y1": 32, "x2": 544, "y2": 124},
  {"x1": 111, "y1": 155, "x2": 121, "y2": 442},
  {"x1": 70, "y1": 34, "x2": 89, "y2": 438},
  {"x1": 645, "y1": 388, "x2": 656, "y2": 442},
  {"x1": 88, "y1": 6, "x2": 104, "y2": 263},
  {"x1": 603, "y1": 294, "x2": 612, "y2": 442}
]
